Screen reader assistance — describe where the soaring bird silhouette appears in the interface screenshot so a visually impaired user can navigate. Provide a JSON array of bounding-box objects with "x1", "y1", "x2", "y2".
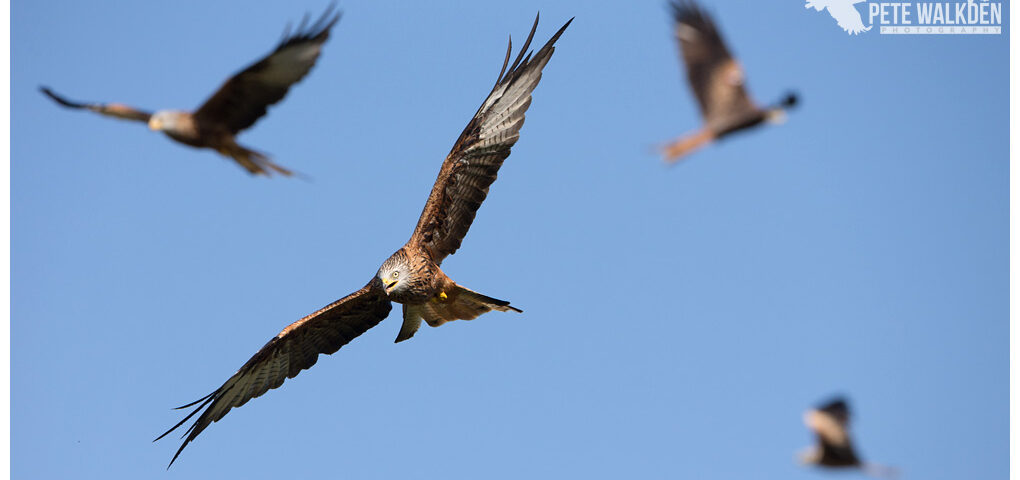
[
  {"x1": 155, "y1": 15, "x2": 571, "y2": 467},
  {"x1": 41, "y1": 5, "x2": 341, "y2": 176},
  {"x1": 805, "y1": 0, "x2": 872, "y2": 35},
  {"x1": 661, "y1": 1, "x2": 798, "y2": 163},
  {"x1": 799, "y1": 397, "x2": 899, "y2": 478}
]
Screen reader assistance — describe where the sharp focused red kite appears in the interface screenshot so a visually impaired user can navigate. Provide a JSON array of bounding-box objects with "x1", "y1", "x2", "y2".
[
  {"x1": 155, "y1": 15, "x2": 571, "y2": 467},
  {"x1": 41, "y1": 6, "x2": 340, "y2": 176},
  {"x1": 662, "y1": 1, "x2": 798, "y2": 162}
]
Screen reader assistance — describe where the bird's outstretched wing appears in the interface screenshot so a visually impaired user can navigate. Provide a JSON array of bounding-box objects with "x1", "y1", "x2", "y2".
[
  {"x1": 156, "y1": 281, "x2": 392, "y2": 468},
  {"x1": 192, "y1": 5, "x2": 340, "y2": 134},
  {"x1": 409, "y1": 15, "x2": 571, "y2": 264},
  {"x1": 40, "y1": 86, "x2": 152, "y2": 123},
  {"x1": 669, "y1": 1, "x2": 757, "y2": 126}
]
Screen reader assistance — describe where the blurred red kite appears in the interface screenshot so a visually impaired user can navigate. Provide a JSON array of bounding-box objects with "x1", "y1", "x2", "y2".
[
  {"x1": 662, "y1": 1, "x2": 798, "y2": 162},
  {"x1": 41, "y1": 5, "x2": 340, "y2": 176}
]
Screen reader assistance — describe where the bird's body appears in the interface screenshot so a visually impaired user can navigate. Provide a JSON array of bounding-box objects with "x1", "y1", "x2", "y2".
[
  {"x1": 800, "y1": 399, "x2": 863, "y2": 467},
  {"x1": 148, "y1": 111, "x2": 201, "y2": 147},
  {"x1": 377, "y1": 244, "x2": 522, "y2": 343},
  {"x1": 41, "y1": 5, "x2": 340, "y2": 176},
  {"x1": 156, "y1": 15, "x2": 570, "y2": 467},
  {"x1": 145, "y1": 110, "x2": 278, "y2": 176},
  {"x1": 799, "y1": 398, "x2": 898, "y2": 478},
  {"x1": 662, "y1": 0, "x2": 798, "y2": 163}
]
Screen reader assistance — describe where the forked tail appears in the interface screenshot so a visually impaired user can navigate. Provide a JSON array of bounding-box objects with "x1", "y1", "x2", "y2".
[
  {"x1": 225, "y1": 144, "x2": 294, "y2": 177},
  {"x1": 661, "y1": 128, "x2": 715, "y2": 164},
  {"x1": 396, "y1": 285, "x2": 522, "y2": 343}
]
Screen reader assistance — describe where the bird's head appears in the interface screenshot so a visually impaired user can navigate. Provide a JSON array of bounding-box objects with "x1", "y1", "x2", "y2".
[
  {"x1": 148, "y1": 110, "x2": 188, "y2": 132},
  {"x1": 780, "y1": 92, "x2": 799, "y2": 108},
  {"x1": 377, "y1": 252, "x2": 412, "y2": 295},
  {"x1": 765, "y1": 92, "x2": 799, "y2": 124}
]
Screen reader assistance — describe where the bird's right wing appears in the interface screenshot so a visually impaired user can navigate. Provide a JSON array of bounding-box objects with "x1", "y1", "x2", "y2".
[
  {"x1": 409, "y1": 15, "x2": 571, "y2": 265},
  {"x1": 156, "y1": 281, "x2": 392, "y2": 468},
  {"x1": 40, "y1": 86, "x2": 152, "y2": 123},
  {"x1": 669, "y1": 1, "x2": 757, "y2": 126},
  {"x1": 192, "y1": 5, "x2": 340, "y2": 135}
]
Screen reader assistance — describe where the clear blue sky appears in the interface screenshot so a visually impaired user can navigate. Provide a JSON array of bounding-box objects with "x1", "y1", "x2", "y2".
[{"x1": 13, "y1": 1, "x2": 1007, "y2": 478}]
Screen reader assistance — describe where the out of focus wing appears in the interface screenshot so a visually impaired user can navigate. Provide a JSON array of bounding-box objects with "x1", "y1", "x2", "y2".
[
  {"x1": 669, "y1": 1, "x2": 757, "y2": 126},
  {"x1": 156, "y1": 280, "x2": 392, "y2": 467},
  {"x1": 806, "y1": 405, "x2": 849, "y2": 447},
  {"x1": 192, "y1": 5, "x2": 340, "y2": 134},
  {"x1": 40, "y1": 86, "x2": 152, "y2": 123},
  {"x1": 409, "y1": 15, "x2": 571, "y2": 265}
]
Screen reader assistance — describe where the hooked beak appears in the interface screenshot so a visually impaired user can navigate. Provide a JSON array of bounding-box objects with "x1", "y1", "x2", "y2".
[
  {"x1": 148, "y1": 118, "x2": 162, "y2": 131},
  {"x1": 382, "y1": 276, "x2": 397, "y2": 292}
]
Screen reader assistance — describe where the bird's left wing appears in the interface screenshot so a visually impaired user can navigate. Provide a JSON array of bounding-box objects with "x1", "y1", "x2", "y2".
[
  {"x1": 192, "y1": 5, "x2": 340, "y2": 134},
  {"x1": 40, "y1": 86, "x2": 152, "y2": 123},
  {"x1": 156, "y1": 280, "x2": 392, "y2": 467},
  {"x1": 409, "y1": 15, "x2": 571, "y2": 265}
]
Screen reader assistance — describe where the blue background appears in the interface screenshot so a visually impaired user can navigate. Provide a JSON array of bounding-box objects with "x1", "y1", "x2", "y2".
[{"x1": 13, "y1": 1, "x2": 1008, "y2": 478}]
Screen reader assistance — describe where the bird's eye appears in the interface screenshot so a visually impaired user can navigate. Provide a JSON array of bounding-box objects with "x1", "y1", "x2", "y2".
[{"x1": 391, "y1": 271, "x2": 399, "y2": 279}]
